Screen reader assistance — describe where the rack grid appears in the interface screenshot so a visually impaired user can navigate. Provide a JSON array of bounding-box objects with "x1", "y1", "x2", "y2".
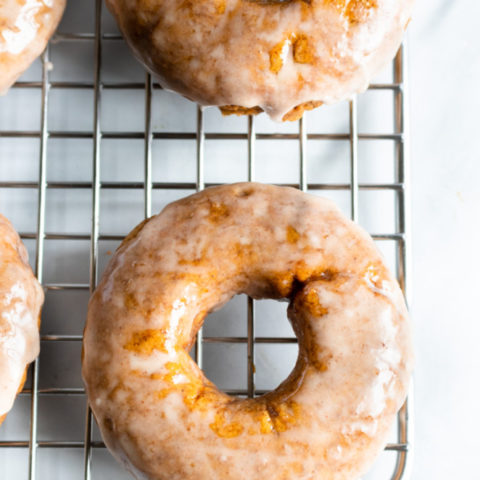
[{"x1": 0, "y1": 1, "x2": 412, "y2": 479}]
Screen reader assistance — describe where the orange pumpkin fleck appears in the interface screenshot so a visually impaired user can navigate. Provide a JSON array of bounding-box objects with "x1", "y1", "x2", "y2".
[
  {"x1": 286, "y1": 225, "x2": 301, "y2": 244},
  {"x1": 124, "y1": 329, "x2": 168, "y2": 354},
  {"x1": 293, "y1": 34, "x2": 314, "y2": 64},
  {"x1": 210, "y1": 413, "x2": 244, "y2": 438}
]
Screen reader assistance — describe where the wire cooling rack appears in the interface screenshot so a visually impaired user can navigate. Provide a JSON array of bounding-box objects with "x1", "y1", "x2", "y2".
[{"x1": 0, "y1": 1, "x2": 413, "y2": 479}]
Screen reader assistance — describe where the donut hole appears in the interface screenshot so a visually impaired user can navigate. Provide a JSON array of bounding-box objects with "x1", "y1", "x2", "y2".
[{"x1": 196, "y1": 295, "x2": 299, "y2": 397}]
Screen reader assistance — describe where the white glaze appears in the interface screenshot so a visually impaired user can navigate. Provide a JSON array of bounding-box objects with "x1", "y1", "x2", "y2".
[
  {"x1": 83, "y1": 183, "x2": 413, "y2": 480},
  {"x1": 0, "y1": 0, "x2": 66, "y2": 94},
  {"x1": 105, "y1": 0, "x2": 415, "y2": 121},
  {"x1": 0, "y1": 214, "x2": 44, "y2": 418}
]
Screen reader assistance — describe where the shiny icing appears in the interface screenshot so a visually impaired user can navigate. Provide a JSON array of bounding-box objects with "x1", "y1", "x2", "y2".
[
  {"x1": 105, "y1": 0, "x2": 415, "y2": 121},
  {"x1": 0, "y1": 0, "x2": 66, "y2": 94},
  {"x1": 83, "y1": 183, "x2": 413, "y2": 480},
  {"x1": 0, "y1": 214, "x2": 43, "y2": 419}
]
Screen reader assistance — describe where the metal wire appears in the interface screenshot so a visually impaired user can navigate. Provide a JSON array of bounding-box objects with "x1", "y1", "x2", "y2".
[
  {"x1": 392, "y1": 43, "x2": 414, "y2": 480},
  {"x1": 194, "y1": 105, "x2": 206, "y2": 369},
  {"x1": 83, "y1": 1, "x2": 103, "y2": 478},
  {"x1": 247, "y1": 116, "x2": 256, "y2": 399},
  {"x1": 27, "y1": 42, "x2": 51, "y2": 480},
  {"x1": 144, "y1": 72, "x2": 154, "y2": 219},
  {"x1": 0, "y1": 2, "x2": 413, "y2": 477},
  {"x1": 349, "y1": 96, "x2": 359, "y2": 222}
]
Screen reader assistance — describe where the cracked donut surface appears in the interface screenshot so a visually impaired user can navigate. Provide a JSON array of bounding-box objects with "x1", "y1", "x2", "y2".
[
  {"x1": 82, "y1": 183, "x2": 413, "y2": 480},
  {"x1": 105, "y1": 0, "x2": 414, "y2": 121},
  {"x1": 0, "y1": 0, "x2": 66, "y2": 94},
  {"x1": 0, "y1": 214, "x2": 43, "y2": 425}
]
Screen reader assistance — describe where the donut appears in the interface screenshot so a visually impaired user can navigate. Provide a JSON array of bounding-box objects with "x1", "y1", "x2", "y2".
[
  {"x1": 105, "y1": 0, "x2": 414, "y2": 121},
  {"x1": 0, "y1": 214, "x2": 44, "y2": 426},
  {"x1": 0, "y1": 0, "x2": 66, "y2": 94},
  {"x1": 82, "y1": 183, "x2": 413, "y2": 480}
]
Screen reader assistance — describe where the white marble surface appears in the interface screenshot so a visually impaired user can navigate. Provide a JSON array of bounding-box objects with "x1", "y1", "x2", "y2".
[{"x1": 409, "y1": 0, "x2": 480, "y2": 477}]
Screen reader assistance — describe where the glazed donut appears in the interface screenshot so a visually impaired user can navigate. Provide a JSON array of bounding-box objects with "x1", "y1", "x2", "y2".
[
  {"x1": 0, "y1": 215, "x2": 44, "y2": 426},
  {"x1": 105, "y1": 0, "x2": 414, "y2": 121},
  {"x1": 0, "y1": 0, "x2": 66, "y2": 94},
  {"x1": 83, "y1": 183, "x2": 413, "y2": 480}
]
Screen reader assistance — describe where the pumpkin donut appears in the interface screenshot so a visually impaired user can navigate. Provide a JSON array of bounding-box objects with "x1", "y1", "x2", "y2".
[
  {"x1": 105, "y1": 0, "x2": 415, "y2": 121},
  {"x1": 82, "y1": 183, "x2": 413, "y2": 480},
  {"x1": 0, "y1": 0, "x2": 66, "y2": 94},
  {"x1": 0, "y1": 214, "x2": 44, "y2": 426}
]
